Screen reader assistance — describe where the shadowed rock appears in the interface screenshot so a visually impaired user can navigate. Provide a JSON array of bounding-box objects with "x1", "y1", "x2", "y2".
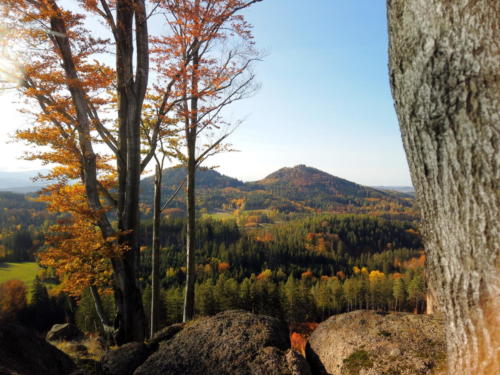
[
  {"x1": 0, "y1": 324, "x2": 75, "y2": 375},
  {"x1": 101, "y1": 342, "x2": 153, "y2": 375},
  {"x1": 147, "y1": 323, "x2": 184, "y2": 348},
  {"x1": 46, "y1": 323, "x2": 84, "y2": 342}
]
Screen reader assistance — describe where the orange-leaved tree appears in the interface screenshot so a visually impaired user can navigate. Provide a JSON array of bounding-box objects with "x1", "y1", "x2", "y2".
[
  {"x1": 0, "y1": 279, "x2": 27, "y2": 323},
  {"x1": 153, "y1": 0, "x2": 262, "y2": 322},
  {"x1": 0, "y1": 0, "x2": 194, "y2": 343},
  {"x1": 36, "y1": 181, "x2": 119, "y2": 329}
]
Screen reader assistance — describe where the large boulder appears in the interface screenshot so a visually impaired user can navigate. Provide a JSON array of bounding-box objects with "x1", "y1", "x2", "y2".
[
  {"x1": 133, "y1": 310, "x2": 311, "y2": 375},
  {"x1": 306, "y1": 310, "x2": 446, "y2": 375},
  {"x1": 46, "y1": 323, "x2": 84, "y2": 342},
  {"x1": 101, "y1": 342, "x2": 153, "y2": 375},
  {"x1": 0, "y1": 324, "x2": 75, "y2": 375}
]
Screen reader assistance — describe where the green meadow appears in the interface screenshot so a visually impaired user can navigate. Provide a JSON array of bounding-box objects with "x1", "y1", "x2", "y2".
[{"x1": 0, "y1": 262, "x2": 39, "y2": 289}]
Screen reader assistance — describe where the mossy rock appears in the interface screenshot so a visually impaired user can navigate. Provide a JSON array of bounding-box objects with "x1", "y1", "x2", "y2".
[{"x1": 306, "y1": 310, "x2": 446, "y2": 375}]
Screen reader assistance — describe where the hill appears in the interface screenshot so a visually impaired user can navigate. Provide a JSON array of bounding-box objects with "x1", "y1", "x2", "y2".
[
  {"x1": 250, "y1": 165, "x2": 411, "y2": 209},
  {"x1": 140, "y1": 165, "x2": 416, "y2": 220},
  {"x1": 0, "y1": 170, "x2": 48, "y2": 193},
  {"x1": 372, "y1": 185, "x2": 415, "y2": 195}
]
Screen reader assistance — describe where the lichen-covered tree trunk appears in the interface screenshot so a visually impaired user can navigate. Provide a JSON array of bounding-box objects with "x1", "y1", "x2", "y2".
[{"x1": 387, "y1": 1, "x2": 499, "y2": 374}]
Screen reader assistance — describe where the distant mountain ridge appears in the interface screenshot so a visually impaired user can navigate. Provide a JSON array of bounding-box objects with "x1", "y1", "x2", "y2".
[
  {"x1": 0, "y1": 166, "x2": 416, "y2": 219},
  {"x1": 140, "y1": 165, "x2": 416, "y2": 219},
  {"x1": 0, "y1": 170, "x2": 48, "y2": 193},
  {"x1": 372, "y1": 186, "x2": 415, "y2": 195}
]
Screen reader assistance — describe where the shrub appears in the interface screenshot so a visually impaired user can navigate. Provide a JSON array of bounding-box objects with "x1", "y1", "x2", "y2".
[{"x1": 0, "y1": 279, "x2": 27, "y2": 322}]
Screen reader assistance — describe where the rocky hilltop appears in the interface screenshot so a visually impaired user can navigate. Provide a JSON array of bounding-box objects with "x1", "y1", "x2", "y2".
[
  {"x1": 0, "y1": 310, "x2": 447, "y2": 375},
  {"x1": 102, "y1": 310, "x2": 446, "y2": 375}
]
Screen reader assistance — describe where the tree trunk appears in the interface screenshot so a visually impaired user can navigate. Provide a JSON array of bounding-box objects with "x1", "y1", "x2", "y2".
[
  {"x1": 150, "y1": 164, "x2": 162, "y2": 337},
  {"x1": 183, "y1": 145, "x2": 197, "y2": 322},
  {"x1": 183, "y1": 35, "x2": 200, "y2": 322},
  {"x1": 47, "y1": 0, "x2": 147, "y2": 344},
  {"x1": 388, "y1": 1, "x2": 499, "y2": 373},
  {"x1": 111, "y1": 0, "x2": 149, "y2": 344},
  {"x1": 89, "y1": 285, "x2": 110, "y2": 329}
]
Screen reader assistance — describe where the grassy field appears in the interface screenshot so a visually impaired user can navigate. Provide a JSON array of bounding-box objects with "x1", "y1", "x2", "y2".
[
  {"x1": 202, "y1": 211, "x2": 236, "y2": 221},
  {"x1": 0, "y1": 262, "x2": 39, "y2": 288}
]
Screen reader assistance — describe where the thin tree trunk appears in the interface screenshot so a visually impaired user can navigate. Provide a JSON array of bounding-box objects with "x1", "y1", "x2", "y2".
[
  {"x1": 388, "y1": 1, "x2": 499, "y2": 373},
  {"x1": 183, "y1": 31, "x2": 200, "y2": 322},
  {"x1": 150, "y1": 164, "x2": 162, "y2": 337},
  {"x1": 89, "y1": 285, "x2": 110, "y2": 329},
  {"x1": 183, "y1": 147, "x2": 197, "y2": 322}
]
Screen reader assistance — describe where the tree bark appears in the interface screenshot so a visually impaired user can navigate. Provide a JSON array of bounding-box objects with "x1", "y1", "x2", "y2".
[{"x1": 387, "y1": 1, "x2": 499, "y2": 374}]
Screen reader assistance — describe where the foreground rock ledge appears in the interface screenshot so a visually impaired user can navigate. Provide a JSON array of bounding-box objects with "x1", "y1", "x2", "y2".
[
  {"x1": 306, "y1": 310, "x2": 446, "y2": 375},
  {"x1": 105, "y1": 310, "x2": 310, "y2": 375},
  {"x1": 0, "y1": 324, "x2": 75, "y2": 375}
]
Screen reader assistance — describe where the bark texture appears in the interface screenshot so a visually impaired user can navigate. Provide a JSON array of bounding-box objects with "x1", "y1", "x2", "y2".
[{"x1": 388, "y1": 1, "x2": 499, "y2": 374}]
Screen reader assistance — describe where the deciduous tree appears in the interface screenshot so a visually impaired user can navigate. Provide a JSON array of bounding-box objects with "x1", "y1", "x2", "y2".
[
  {"x1": 0, "y1": 279, "x2": 27, "y2": 323},
  {"x1": 153, "y1": 0, "x2": 262, "y2": 321},
  {"x1": 1, "y1": 0, "x2": 181, "y2": 343}
]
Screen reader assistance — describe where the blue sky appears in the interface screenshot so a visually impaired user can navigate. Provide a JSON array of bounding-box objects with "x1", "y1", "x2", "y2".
[
  {"x1": 0, "y1": 0, "x2": 412, "y2": 186},
  {"x1": 208, "y1": 0, "x2": 411, "y2": 185}
]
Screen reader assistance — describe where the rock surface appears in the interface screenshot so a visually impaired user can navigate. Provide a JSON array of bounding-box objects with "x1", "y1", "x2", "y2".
[
  {"x1": 306, "y1": 310, "x2": 446, "y2": 375},
  {"x1": 133, "y1": 310, "x2": 310, "y2": 375},
  {"x1": 0, "y1": 324, "x2": 75, "y2": 375},
  {"x1": 101, "y1": 342, "x2": 153, "y2": 375},
  {"x1": 147, "y1": 323, "x2": 184, "y2": 348},
  {"x1": 47, "y1": 323, "x2": 84, "y2": 342}
]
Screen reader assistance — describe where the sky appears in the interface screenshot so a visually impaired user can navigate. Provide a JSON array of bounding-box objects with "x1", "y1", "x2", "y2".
[{"x1": 0, "y1": 0, "x2": 412, "y2": 186}]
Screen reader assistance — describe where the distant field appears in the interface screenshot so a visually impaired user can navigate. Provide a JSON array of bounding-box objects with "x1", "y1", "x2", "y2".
[
  {"x1": 0, "y1": 262, "x2": 39, "y2": 288},
  {"x1": 202, "y1": 211, "x2": 235, "y2": 220}
]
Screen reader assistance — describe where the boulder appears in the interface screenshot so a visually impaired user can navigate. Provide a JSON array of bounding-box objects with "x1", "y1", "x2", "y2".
[
  {"x1": 46, "y1": 323, "x2": 84, "y2": 342},
  {"x1": 0, "y1": 324, "x2": 75, "y2": 375},
  {"x1": 133, "y1": 310, "x2": 311, "y2": 375},
  {"x1": 306, "y1": 310, "x2": 447, "y2": 375},
  {"x1": 101, "y1": 342, "x2": 153, "y2": 375},
  {"x1": 286, "y1": 349, "x2": 312, "y2": 375},
  {"x1": 147, "y1": 323, "x2": 184, "y2": 348}
]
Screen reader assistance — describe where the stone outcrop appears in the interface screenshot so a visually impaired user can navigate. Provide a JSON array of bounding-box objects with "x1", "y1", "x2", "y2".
[
  {"x1": 113, "y1": 310, "x2": 311, "y2": 375},
  {"x1": 306, "y1": 310, "x2": 446, "y2": 375}
]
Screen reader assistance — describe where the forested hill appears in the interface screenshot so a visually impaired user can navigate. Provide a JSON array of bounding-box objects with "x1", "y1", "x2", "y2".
[
  {"x1": 140, "y1": 165, "x2": 416, "y2": 219},
  {"x1": 250, "y1": 165, "x2": 410, "y2": 207}
]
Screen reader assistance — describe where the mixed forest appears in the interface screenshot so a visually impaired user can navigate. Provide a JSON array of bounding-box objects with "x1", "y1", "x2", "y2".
[
  {"x1": 0, "y1": 0, "x2": 427, "y2": 352},
  {"x1": 0, "y1": 0, "x2": 496, "y2": 374},
  {"x1": 0, "y1": 176, "x2": 426, "y2": 337}
]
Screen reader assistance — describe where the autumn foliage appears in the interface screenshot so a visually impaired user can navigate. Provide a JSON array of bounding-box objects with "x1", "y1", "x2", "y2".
[
  {"x1": 0, "y1": 279, "x2": 27, "y2": 323},
  {"x1": 290, "y1": 322, "x2": 319, "y2": 356}
]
